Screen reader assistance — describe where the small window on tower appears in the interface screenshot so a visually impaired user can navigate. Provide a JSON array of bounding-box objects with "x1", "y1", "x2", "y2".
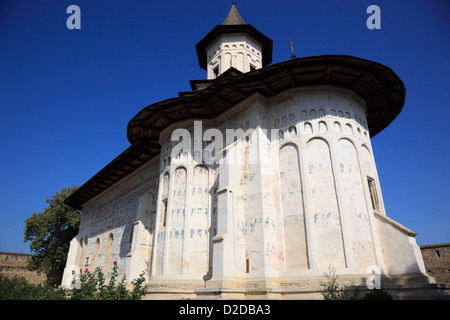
[
  {"x1": 213, "y1": 66, "x2": 219, "y2": 78},
  {"x1": 367, "y1": 177, "x2": 380, "y2": 213},
  {"x1": 250, "y1": 64, "x2": 256, "y2": 72},
  {"x1": 162, "y1": 199, "x2": 168, "y2": 227}
]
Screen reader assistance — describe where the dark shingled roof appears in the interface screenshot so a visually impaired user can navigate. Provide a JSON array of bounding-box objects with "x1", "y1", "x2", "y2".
[{"x1": 223, "y1": 2, "x2": 245, "y2": 25}]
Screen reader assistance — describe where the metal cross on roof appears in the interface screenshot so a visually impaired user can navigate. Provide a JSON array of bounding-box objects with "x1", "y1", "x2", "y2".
[{"x1": 288, "y1": 39, "x2": 296, "y2": 59}]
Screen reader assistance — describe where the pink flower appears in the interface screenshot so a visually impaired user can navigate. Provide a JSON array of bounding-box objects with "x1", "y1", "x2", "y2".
[
  {"x1": 113, "y1": 261, "x2": 117, "y2": 265},
  {"x1": 47, "y1": 289, "x2": 51, "y2": 292}
]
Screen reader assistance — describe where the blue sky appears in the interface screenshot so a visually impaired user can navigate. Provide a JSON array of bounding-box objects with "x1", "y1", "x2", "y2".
[{"x1": 0, "y1": 0, "x2": 449, "y2": 253}]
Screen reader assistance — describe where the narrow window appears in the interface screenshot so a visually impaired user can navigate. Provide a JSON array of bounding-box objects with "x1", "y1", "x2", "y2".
[
  {"x1": 162, "y1": 199, "x2": 168, "y2": 227},
  {"x1": 78, "y1": 236, "x2": 88, "y2": 272},
  {"x1": 91, "y1": 238, "x2": 100, "y2": 270},
  {"x1": 213, "y1": 66, "x2": 219, "y2": 78},
  {"x1": 246, "y1": 259, "x2": 250, "y2": 273},
  {"x1": 250, "y1": 64, "x2": 256, "y2": 72},
  {"x1": 436, "y1": 250, "x2": 442, "y2": 258},
  {"x1": 129, "y1": 224, "x2": 134, "y2": 243},
  {"x1": 288, "y1": 126, "x2": 297, "y2": 137},
  {"x1": 367, "y1": 177, "x2": 380, "y2": 212},
  {"x1": 161, "y1": 173, "x2": 169, "y2": 228},
  {"x1": 103, "y1": 233, "x2": 114, "y2": 274},
  {"x1": 279, "y1": 129, "x2": 284, "y2": 141},
  {"x1": 84, "y1": 257, "x2": 89, "y2": 268}
]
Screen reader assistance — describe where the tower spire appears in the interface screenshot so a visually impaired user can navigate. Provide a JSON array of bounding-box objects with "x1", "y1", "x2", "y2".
[{"x1": 223, "y1": 2, "x2": 245, "y2": 25}]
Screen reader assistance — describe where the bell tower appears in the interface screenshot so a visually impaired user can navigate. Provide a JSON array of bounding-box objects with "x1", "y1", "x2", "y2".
[{"x1": 195, "y1": 2, "x2": 273, "y2": 80}]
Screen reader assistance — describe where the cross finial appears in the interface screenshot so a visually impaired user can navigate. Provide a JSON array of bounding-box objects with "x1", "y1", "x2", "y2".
[{"x1": 288, "y1": 39, "x2": 296, "y2": 59}]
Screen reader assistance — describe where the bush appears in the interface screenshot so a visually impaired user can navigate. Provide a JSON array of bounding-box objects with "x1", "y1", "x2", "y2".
[
  {"x1": 70, "y1": 261, "x2": 146, "y2": 300},
  {"x1": 0, "y1": 262, "x2": 146, "y2": 300},
  {"x1": 364, "y1": 288, "x2": 393, "y2": 300},
  {"x1": 320, "y1": 266, "x2": 358, "y2": 300},
  {"x1": 320, "y1": 265, "x2": 394, "y2": 300},
  {"x1": 0, "y1": 273, "x2": 67, "y2": 300}
]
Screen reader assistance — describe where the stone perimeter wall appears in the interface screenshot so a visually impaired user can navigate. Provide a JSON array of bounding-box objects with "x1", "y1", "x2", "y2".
[
  {"x1": 0, "y1": 251, "x2": 47, "y2": 284},
  {"x1": 420, "y1": 243, "x2": 450, "y2": 289}
]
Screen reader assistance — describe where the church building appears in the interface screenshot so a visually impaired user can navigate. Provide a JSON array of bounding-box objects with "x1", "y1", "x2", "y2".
[{"x1": 62, "y1": 3, "x2": 448, "y2": 299}]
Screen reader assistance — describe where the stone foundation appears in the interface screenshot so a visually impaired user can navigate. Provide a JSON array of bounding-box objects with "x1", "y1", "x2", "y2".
[{"x1": 143, "y1": 272, "x2": 449, "y2": 300}]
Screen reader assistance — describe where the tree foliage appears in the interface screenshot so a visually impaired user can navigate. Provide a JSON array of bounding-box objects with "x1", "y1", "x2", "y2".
[{"x1": 23, "y1": 186, "x2": 80, "y2": 285}]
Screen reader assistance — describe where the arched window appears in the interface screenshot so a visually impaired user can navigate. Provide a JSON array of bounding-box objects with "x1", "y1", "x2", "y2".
[
  {"x1": 103, "y1": 233, "x2": 114, "y2": 274},
  {"x1": 319, "y1": 121, "x2": 328, "y2": 133},
  {"x1": 304, "y1": 122, "x2": 313, "y2": 134},
  {"x1": 288, "y1": 126, "x2": 297, "y2": 137},
  {"x1": 91, "y1": 238, "x2": 100, "y2": 270},
  {"x1": 78, "y1": 236, "x2": 88, "y2": 272},
  {"x1": 77, "y1": 237, "x2": 84, "y2": 271}
]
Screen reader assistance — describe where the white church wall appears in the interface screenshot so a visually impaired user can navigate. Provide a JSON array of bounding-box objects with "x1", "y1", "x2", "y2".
[
  {"x1": 166, "y1": 167, "x2": 187, "y2": 275},
  {"x1": 337, "y1": 138, "x2": 377, "y2": 268},
  {"x1": 63, "y1": 84, "x2": 434, "y2": 297},
  {"x1": 306, "y1": 137, "x2": 346, "y2": 269},
  {"x1": 263, "y1": 86, "x2": 381, "y2": 273},
  {"x1": 375, "y1": 213, "x2": 428, "y2": 277},
  {"x1": 151, "y1": 85, "x2": 386, "y2": 285},
  {"x1": 151, "y1": 124, "x2": 219, "y2": 281},
  {"x1": 62, "y1": 157, "x2": 160, "y2": 287}
]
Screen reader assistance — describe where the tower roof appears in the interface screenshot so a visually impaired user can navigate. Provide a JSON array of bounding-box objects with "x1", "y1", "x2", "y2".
[
  {"x1": 195, "y1": 3, "x2": 273, "y2": 70},
  {"x1": 222, "y1": 2, "x2": 245, "y2": 25}
]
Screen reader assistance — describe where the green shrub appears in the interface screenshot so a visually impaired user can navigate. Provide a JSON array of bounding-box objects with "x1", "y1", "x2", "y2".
[
  {"x1": 70, "y1": 261, "x2": 146, "y2": 300},
  {"x1": 320, "y1": 266, "x2": 358, "y2": 300},
  {"x1": 320, "y1": 265, "x2": 394, "y2": 300},
  {"x1": 364, "y1": 288, "x2": 393, "y2": 300},
  {"x1": 0, "y1": 273, "x2": 67, "y2": 300},
  {"x1": 0, "y1": 262, "x2": 146, "y2": 300}
]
